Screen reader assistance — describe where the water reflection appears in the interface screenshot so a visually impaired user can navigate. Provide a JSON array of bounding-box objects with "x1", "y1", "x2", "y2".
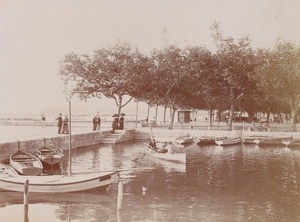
[{"x1": 1, "y1": 141, "x2": 300, "y2": 221}]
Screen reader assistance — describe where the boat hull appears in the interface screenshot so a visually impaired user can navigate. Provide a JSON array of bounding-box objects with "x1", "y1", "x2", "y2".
[
  {"x1": 215, "y1": 138, "x2": 241, "y2": 146},
  {"x1": 258, "y1": 137, "x2": 292, "y2": 146},
  {"x1": 175, "y1": 137, "x2": 194, "y2": 145},
  {"x1": 0, "y1": 171, "x2": 117, "y2": 193},
  {"x1": 10, "y1": 151, "x2": 43, "y2": 176},
  {"x1": 286, "y1": 139, "x2": 300, "y2": 148},
  {"x1": 36, "y1": 147, "x2": 64, "y2": 166},
  {"x1": 0, "y1": 163, "x2": 19, "y2": 176},
  {"x1": 196, "y1": 137, "x2": 216, "y2": 145},
  {"x1": 144, "y1": 143, "x2": 186, "y2": 163}
]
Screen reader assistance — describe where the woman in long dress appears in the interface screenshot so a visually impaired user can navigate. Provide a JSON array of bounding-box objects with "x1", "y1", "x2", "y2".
[{"x1": 62, "y1": 115, "x2": 69, "y2": 134}]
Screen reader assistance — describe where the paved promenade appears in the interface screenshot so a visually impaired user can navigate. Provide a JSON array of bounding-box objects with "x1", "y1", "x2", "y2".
[{"x1": 0, "y1": 121, "x2": 299, "y2": 144}]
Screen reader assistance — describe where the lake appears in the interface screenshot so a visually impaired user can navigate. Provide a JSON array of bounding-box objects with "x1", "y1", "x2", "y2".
[{"x1": 0, "y1": 141, "x2": 300, "y2": 221}]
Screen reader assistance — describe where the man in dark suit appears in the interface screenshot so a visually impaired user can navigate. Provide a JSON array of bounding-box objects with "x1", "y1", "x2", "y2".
[{"x1": 56, "y1": 113, "x2": 63, "y2": 134}]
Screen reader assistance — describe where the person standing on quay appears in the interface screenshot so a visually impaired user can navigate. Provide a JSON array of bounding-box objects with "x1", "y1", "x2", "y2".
[
  {"x1": 56, "y1": 113, "x2": 63, "y2": 134},
  {"x1": 93, "y1": 115, "x2": 97, "y2": 131},
  {"x1": 112, "y1": 117, "x2": 118, "y2": 133},
  {"x1": 62, "y1": 115, "x2": 69, "y2": 134},
  {"x1": 97, "y1": 114, "x2": 101, "y2": 131},
  {"x1": 119, "y1": 115, "x2": 124, "y2": 130}
]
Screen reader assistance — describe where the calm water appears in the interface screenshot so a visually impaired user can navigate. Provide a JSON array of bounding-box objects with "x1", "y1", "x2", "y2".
[{"x1": 1, "y1": 141, "x2": 300, "y2": 222}]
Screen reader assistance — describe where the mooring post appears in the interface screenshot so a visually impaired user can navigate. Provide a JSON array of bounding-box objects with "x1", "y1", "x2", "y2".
[
  {"x1": 17, "y1": 140, "x2": 21, "y2": 151},
  {"x1": 24, "y1": 180, "x2": 29, "y2": 222},
  {"x1": 24, "y1": 180, "x2": 29, "y2": 205},
  {"x1": 117, "y1": 181, "x2": 123, "y2": 210}
]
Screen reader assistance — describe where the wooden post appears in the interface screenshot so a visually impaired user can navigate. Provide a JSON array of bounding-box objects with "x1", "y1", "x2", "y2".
[
  {"x1": 135, "y1": 101, "x2": 139, "y2": 128},
  {"x1": 24, "y1": 180, "x2": 29, "y2": 205},
  {"x1": 117, "y1": 182, "x2": 123, "y2": 210},
  {"x1": 68, "y1": 100, "x2": 72, "y2": 176},
  {"x1": 24, "y1": 180, "x2": 29, "y2": 222}
]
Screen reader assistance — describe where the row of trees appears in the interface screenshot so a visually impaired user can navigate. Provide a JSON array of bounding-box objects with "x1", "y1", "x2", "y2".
[{"x1": 59, "y1": 25, "x2": 300, "y2": 131}]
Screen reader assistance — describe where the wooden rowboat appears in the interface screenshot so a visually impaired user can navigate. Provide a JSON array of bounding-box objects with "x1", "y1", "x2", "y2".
[
  {"x1": 175, "y1": 135, "x2": 194, "y2": 145},
  {"x1": 9, "y1": 150, "x2": 43, "y2": 176},
  {"x1": 35, "y1": 147, "x2": 64, "y2": 166},
  {"x1": 0, "y1": 171, "x2": 118, "y2": 193},
  {"x1": 282, "y1": 138, "x2": 300, "y2": 148},
  {"x1": 196, "y1": 136, "x2": 216, "y2": 145},
  {"x1": 144, "y1": 143, "x2": 186, "y2": 163},
  {"x1": 0, "y1": 163, "x2": 19, "y2": 176},
  {"x1": 215, "y1": 137, "x2": 242, "y2": 146},
  {"x1": 258, "y1": 136, "x2": 292, "y2": 147}
]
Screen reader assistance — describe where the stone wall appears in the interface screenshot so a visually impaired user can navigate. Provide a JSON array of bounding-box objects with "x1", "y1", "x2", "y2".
[
  {"x1": 1, "y1": 128, "x2": 299, "y2": 162},
  {"x1": 0, "y1": 131, "x2": 111, "y2": 162}
]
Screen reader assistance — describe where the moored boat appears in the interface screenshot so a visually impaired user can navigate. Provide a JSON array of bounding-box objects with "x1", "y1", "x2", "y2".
[
  {"x1": 175, "y1": 135, "x2": 194, "y2": 145},
  {"x1": 144, "y1": 143, "x2": 186, "y2": 163},
  {"x1": 35, "y1": 147, "x2": 64, "y2": 166},
  {"x1": 0, "y1": 171, "x2": 118, "y2": 193},
  {"x1": 215, "y1": 137, "x2": 242, "y2": 146},
  {"x1": 10, "y1": 150, "x2": 43, "y2": 176},
  {"x1": 284, "y1": 139, "x2": 300, "y2": 148},
  {"x1": 196, "y1": 136, "x2": 216, "y2": 145},
  {"x1": 258, "y1": 136, "x2": 292, "y2": 147},
  {"x1": 242, "y1": 136, "x2": 265, "y2": 145},
  {"x1": 0, "y1": 163, "x2": 19, "y2": 176}
]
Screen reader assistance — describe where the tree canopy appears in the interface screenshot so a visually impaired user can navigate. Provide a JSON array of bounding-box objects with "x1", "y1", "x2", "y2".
[{"x1": 59, "y1": 29, "x2": 300, "y2": 131}]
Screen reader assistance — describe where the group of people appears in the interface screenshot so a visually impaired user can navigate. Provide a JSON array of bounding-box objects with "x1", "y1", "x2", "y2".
[
  {"x1": 111, "y1": 115, "x2": 125, "y2": 133},
  {"x1": 56, "y1": 112, "x2": 125, "y2": 134},
  {"x1": 149, "y1": 138, "x2": 171, "y2": 153},
  {"x1": 56, "y1": 113, "x2": 69, "y2": 134},
  {"x1": 93, "y1": 112, "x2": 101, "y2": 131}
]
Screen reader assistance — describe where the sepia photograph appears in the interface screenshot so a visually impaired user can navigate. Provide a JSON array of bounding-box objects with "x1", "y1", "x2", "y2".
[{"x1": 0, "y1": 0, "x2": 300, "y2": 221}]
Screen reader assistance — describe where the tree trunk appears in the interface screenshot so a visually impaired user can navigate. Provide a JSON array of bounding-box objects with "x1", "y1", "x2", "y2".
[
  {"x1": 169, "y1": 107, "x2": 176, "y2": 129},
  {"x1": 135, "y1": 101, "x2": 139, "y2": 128},
  {"x1": 266, "y1": 109, "x2": 270, "y2": 127},
  {"x1": 163, "y1": 106, "x2": 167, "y2": 123},
  {"x1": 227, "y1": 88, "x2": 235, "y2": 131},
  {"x1": 155, "y1": 104, "x2": 158, "y2": 123},
  {"x1": 146, "y1": 103, "x2": 150, "y2": 122},
  {"x1": 227, "y1": 103, "x2": 234, "y2": 131},
  {"x1": 209, "y1": 108, "x2": 213, "y2": 127},
  {"x1": 247, "y1": 111, "x2": 254, "y2": 123},
  {"x1": 117, "y1": 95, "x2": 122, "y2": 122},
  {"x1": 291, "y1": 106, "x2": 298, "y2": 132}
]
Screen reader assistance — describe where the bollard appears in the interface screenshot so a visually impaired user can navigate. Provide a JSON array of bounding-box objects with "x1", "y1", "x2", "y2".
[{"x1": 117, "y1": 182, "x2": 123, "y2": 210}]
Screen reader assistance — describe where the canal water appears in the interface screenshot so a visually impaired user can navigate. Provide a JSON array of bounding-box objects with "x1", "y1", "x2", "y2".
[{"x1": 0, "y1": 141, "x2": 300, "y2": 222}]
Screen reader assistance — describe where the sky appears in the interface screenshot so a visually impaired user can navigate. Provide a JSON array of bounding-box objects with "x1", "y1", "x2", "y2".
[{"x1": 0, "y1": 0, "x2": 300, "y2": 118}]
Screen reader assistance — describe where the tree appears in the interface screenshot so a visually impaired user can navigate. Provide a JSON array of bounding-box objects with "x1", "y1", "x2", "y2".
[
  {"x1": 148, "y1": 45, "x2": 193, "y2": 129},
  {"x1": 211, "y1": 23, "x2": 261, "y2": 130},
  {"x1": 183, "y1": 45, "x2": 224, "y2": 126},
  {"x1": 258, "y1": 40, "x2": 300, "y2": 131},
  {"x1": 60, "y1": 42, "x2": 146, "y2": 118}
]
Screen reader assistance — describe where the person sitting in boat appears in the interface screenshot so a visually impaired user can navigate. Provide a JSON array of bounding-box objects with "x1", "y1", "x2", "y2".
[
  {"x1": 157, "y1": 141, "x2": 168, "y2": 153},
  {"x1": 149, "y1": 139, "x2": 157, "y2": 150},
  {"x1": 165, "y1": 142, "x2": 173, "y2": 153}
]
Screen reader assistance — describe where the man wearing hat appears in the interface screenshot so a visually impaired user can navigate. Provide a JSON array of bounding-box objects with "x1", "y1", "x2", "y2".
[{"x1": 56, "y1": 113, "x2": 63, "y2": 134}]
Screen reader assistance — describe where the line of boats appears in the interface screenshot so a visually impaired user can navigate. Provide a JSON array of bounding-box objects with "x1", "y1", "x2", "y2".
[
  {"x1": 155, "y1": 134, "x2": 300, "y2": 148},
  {"x1": 196, "y1": 135, "x2": 300, "y2": 147},
  {"x1": 0, "y1": 146, "x2": 117, "y2": 193},
  {"x1": 144, "y1": 134, "x2": 300, "y2": 165}
]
